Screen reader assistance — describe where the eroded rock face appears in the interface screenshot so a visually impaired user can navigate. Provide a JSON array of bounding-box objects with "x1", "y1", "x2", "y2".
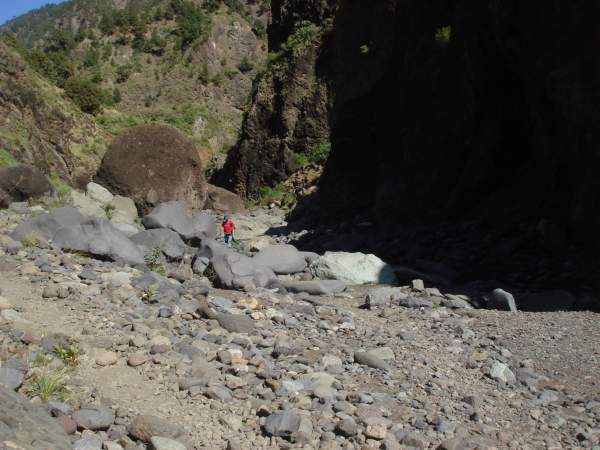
[{"x1": 96, "y1": 125, "x2": 207, "y2": 214}]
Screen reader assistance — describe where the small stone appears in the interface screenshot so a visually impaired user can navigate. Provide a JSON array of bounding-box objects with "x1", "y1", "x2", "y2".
[
  {"x1": 42, "y1": 285, "x2": 59, "y2": 298},
  {"x1": 366, "y1": 347, "x2": 395, "y2": 361},
  {"x1": 264, "y1": 410, "x2": 301, "y2": 438},
  {"x1": 336, "y1": 418, "x2": 358, "y2": 437},
  {"x1": 128, "y1": 352, "x2": 148, "y2": 367},
  {"x1": 365, "y1": 423, "x2": 387, "y2": 440},
  {"x1": 103, "y1": 442, "x2": 125, "y2": 450},
  {"x1": 72, "y1": 436, "x2": 102, "y2": 450},
  {"x1": 354, "y1": 352, "x2": 390, "y2": 370},
  {"x1": 72, "y1": 407, "x2": 115, "y2": 430},
  {"x1": 95, "y1": 350, "x2": 118, "y2": 366},
  {"x1": 56, "y1": 415, "x2": 77, "y2": 434},
  {"x1": 150, "y1": 436, "x2": 187, "y2": 450},
  {"x1": 128, "y1": 415, "x2": 186, "y2": 443},
  {"x1": 216, "y1": 313, "x2": 254, "y2": 333},
  {"x1": 489, "y1": 361, "x2": 516, "y2": 384},
  {"x1": 411, "y1": 279, "x2": 425, "y2": 291}
]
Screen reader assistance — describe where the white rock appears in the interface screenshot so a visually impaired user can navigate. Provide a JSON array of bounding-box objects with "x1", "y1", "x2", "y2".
[
  {"x1": 310, "y1": 251, "x2": 398, "y2": 285},
  {"x1": 86, "y1": 182, "x2": 114, "y2": 205},
  {"x1": 149, "y1": 436, "x2": 187, "y2": 450},
  {"x1": 490, "y1": 361, "x2": 516, "y2": 384},
  {"x1": 67, "y1": 190, "x2": 105, "y2": 218},
  {"x1": 109, "y1": 195, "x2": 138, "y2": 224}
]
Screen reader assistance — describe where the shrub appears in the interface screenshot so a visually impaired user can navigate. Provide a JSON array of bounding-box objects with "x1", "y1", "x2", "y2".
[
  {"x1": 83, "y1": 47, "x2": 100, "y2": 68},
  {"x1": 48, "y1": 174, "x2": 71, "y2": 200},
  {"x1": 21, "y1": 232, "x2": 40, "y2": 248},
  {"x1": 259, "y1": 182, "x2": 296, "y2": 208},
  {"x1": 198, "y1": 62, "x2": 210, "y2": 84},
  {"x1": 54, "y1": 339, "x2": 81, "y2": 367},
  {"x1": 253, "y1": 19, "x2": 266, "y2": 38},
  {"x1": 23, "y1": 368, "x2": 70, "y2": 401},
  {"x1": 237, "y1": 56, "x2": 253, "y2": 73},
  {"x1": 308, "y1": 140, "x2": 331, "y2": 165},
  {"x1": 115, "y1": 64, "x2": 133, "y2": 83},
  {"x1": 145, "y1": 246, "x2": 167, "y2": 275},
  {"x1": 173, "y1": 0, "x2": 210, "y2": 50},
  {"x1": 64, "y1": 77, "x2": 104, "y2": 115},
  {"x1": 435, "y1": 25, "x2": 452, "y2": 47},
  {"x1": 113, "y1": 87, "x2": 122, "y2": 104}
]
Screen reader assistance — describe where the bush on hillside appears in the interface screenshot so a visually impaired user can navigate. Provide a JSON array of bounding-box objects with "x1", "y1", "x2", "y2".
[
  {"x1": 170, "y1": 0, "x2": 210, "y2": 50},
  {"x1": 64, "y1": 77, "x2": 104, "y2": 115}
]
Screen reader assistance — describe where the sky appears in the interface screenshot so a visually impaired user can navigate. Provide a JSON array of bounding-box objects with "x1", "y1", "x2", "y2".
[{"x1": 0, "y1": 0, "x2": 67, "y2": 27}]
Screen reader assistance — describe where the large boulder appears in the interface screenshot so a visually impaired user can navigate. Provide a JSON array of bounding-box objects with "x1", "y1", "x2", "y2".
[
  {"x1": 143, "y1": 202, "x2": 216, "y2": 244},
  {"x1": 194, "y1": 239, "x2": 277, "y2": 289},
  {"x1": 310, "y1": 251, "x2": 398, "y2": 285},
  {"x1": 253, "y1": 244, "x2": 307, "y2": 274},
  {"x1": 205, "y1": 184, "x2": 246, "y2": 214},
  {"x1": 52, "y1": 218, "x2": 145, "y2": 265},
  {"x1": 11, "y1": 207, "x2": 86, "y2": 241},
  {"x1": 131, "y1": 229, "x2": 187, "y2": 261},
  {"x1": 96, "y1": 124, "x2": 207, "y2": 213},
  {"x1": 0, "y1": 386, "x2": 71, "y2": 449},
  {"x1": 211, "y1": 251, "x2": 277, "y2": 289},
  {"x1": 0, "y1": 165, "x2": 52, "y2": 204}
]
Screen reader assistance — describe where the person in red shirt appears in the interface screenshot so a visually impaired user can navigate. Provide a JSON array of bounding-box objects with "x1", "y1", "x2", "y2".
[{"x1": 222, "y1": 215, "x2": 235, "y2": 247}]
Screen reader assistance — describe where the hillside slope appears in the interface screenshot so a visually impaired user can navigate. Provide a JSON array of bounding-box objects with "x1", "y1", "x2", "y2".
[
  {"x1": 2, "y1": 0, "x2": 269, "y2": 173},
  {"x1": 0, "y1": 40, "x2": 108, "y2": 184}
]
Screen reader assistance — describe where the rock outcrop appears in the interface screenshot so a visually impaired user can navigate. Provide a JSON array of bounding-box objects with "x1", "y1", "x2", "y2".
[
  {"x1": 96, "y1": 125, "x2": 207, "y2": 214},
  {"x1": 219, "y1": 0, "x2": 600, "y2": 298}
]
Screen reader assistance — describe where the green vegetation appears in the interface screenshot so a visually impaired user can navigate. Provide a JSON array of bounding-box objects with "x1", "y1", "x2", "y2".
[
  {"x1": 48, "y1": 174, "x2": 71, "y2": 200},
  {"x1": 145, "y1": 246, "x2": 167, "y2": 276},
  {"x1": 237, "y1": 56, "x2": 254, "y2": 73},
  {"x1": 0, "y1": 149, "x2": 19, "y2": 167},
  {"x1": 170, "y1": 0, "x2": 210, "y2": 50},
  {"x1": 21, "y1": 232, "x2": 40, "y2": 248},
  {"x1": 254, "y1": 20, "x2": 322, "y2": 86},
  {"x1": 103, "y1": 203, "x2": 115, "y2": 220},
  {"x1": 23, "y1": 368, "x2": 70, "y2": 401},
  {"x1": 31, "y1": 351, "x2": 53, "y2": 368},
  {"x1": 291, "y1": 140, "x2": 331, "y2": 167},
  {"x1": 141, "y1": 284, "x2": 159, "y2": 301},
  {"x1": 308, "y1": 140, "x2": 331, "y2": 165},
  {"x1": 259, "y1": 182, "x2": 296, "y2": 208},
  {"x1": 435, "y1": 25, "x2": 452, "y2": 47},
  {"x1": 54, "y1": 339, "x2": 81, "y2": 367},
  {"x1": 63, "y1": 76, "x2": 107, "y2": 115}
]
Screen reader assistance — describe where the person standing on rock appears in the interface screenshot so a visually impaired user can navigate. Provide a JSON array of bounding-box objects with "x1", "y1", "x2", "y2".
[{"x1": 222, "y1": 215, "x2": 235, "y2": 247}]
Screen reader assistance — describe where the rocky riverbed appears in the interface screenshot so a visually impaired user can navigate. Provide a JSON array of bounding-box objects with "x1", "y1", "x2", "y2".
[{"x1": 0, "y1": 199, "x2": 599, "y2": 450}]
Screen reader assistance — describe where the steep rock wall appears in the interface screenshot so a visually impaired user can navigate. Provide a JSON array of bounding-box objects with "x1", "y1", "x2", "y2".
[{"x1": 223, "y1": 0, "x2": 600, "y2": 246}]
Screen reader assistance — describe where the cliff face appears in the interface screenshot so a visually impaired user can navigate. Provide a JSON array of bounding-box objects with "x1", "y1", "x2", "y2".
[{"x1": 223, "y1": 0, "x2": 600, "y2": 244}]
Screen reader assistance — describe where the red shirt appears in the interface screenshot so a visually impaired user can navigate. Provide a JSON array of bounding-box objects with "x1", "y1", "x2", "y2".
[{"x1": 222, "y1": 220, "x2": 234, "y2": 234}]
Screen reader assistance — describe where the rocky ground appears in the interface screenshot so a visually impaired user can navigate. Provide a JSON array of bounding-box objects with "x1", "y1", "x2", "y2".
[{"x1": 0, "y1": 201, "x2": 599, "y2": 450}]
